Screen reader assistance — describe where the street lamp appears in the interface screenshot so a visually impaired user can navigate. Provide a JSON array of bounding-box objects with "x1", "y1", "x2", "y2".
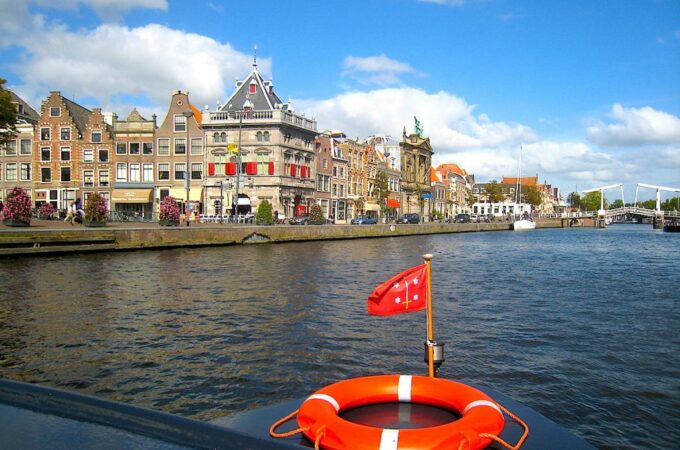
[
  {"x1": 182, "y1": 109, "x2": 194, "y2": 226},
  {"x1": 233, "y1": 98, "x2": 252, "y2": 221}
]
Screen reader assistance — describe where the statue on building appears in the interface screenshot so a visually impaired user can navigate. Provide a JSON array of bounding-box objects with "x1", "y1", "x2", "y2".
[{"x1": 414, "y1": 116, "x2": 424, "y2": 138}]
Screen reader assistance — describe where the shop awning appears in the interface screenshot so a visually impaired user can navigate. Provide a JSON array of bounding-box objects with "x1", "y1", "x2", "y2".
[
  {"x1": 364, "y1": 203, "x2": 380, "y2": 212},
  {"x1": 169, "y1": 188, "x2": 202, "y2": 201},
  {"x1": 387, "y1": 198, "x2": 400, "y2": 208},
  {"x1": 112, "y1": 189, "x2": 152, "y2": 203}
]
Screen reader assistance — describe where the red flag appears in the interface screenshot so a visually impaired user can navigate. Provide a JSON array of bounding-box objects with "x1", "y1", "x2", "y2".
[{"x1": 367, "y1": 264, "x2": 428, "y2": 316}]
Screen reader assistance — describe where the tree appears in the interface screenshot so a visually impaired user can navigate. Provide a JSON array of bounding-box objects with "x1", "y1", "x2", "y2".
[
  {"x1": 610, "y1": 199, "x2": 624, "y2": 209},
  {"x1": 582, "y1": 191, "x2": 607, "y2": 211},
  {"x1": 485, "y1": 181, "x2": 504, "y2": 203},
  {"x1": 374, "y1": 170, "x2": 389, "y2": 218},
  {"x1": 567, "y1": 192, "x2": 582, "y2": 210},
  {"x1": 255, "y1": 199, "x2": 273, "y2": 225},
  {"x1": 0, "y1": 79, "x2": 17, "y2": 146},
  {"x1": 524, "y1": 185, "x2": 542, "y2": 208}
]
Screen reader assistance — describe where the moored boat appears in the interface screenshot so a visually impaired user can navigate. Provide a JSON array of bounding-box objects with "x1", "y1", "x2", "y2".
[{"x1": 512, "y1": 219, "x2": 536, "y2": 231}]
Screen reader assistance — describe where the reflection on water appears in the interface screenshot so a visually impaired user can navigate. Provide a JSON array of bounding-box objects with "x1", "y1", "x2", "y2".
[{"x1": 0, "y1": 225, "x2": 678, "y2": 449}]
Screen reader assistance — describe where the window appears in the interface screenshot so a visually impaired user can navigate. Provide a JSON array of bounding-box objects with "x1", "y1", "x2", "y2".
[
  {"x1": 91, "y1": 131, "x2": 102, "y2": 143},
  {"x1": 158, "y1": 138, "x2": 170, "y2": 156},
  {"x1": 4, "y1": 140, "x2": 16, "y2": 156},
  {"x1": 191, "y1": 163, "x2": 202, "y2": 180},
  {"x1": 5, "y1": 163, "x2": 17, "y2": 181},
  {"x1": 221, "y1": 132, "x2": 227, "y2": 142},
  {"x1": 256, "y1": 131, "x2": 263, "y2": 142},
  {"x1": 60, "y1": 147, "x2": 71, "y2": 161},
  {"x1": 20, "y1": 163, "x2": 30, "y2": 181},
  {"x1": 249, "y1": 81, "x2": 256, "y2": 94},
  {"x1": 60, "y1": 127, "x2": 71, "y2": 141},
  {"x1": 20, "y1": 139, "x2": 31, "y2": 155},
  {"x1": 40, "y1": 127, "x2": 50, "y2": 140},
  {"x1": 215, "y1": 154, "x2": 226, "y2": 175},
  {"x1": 83, "y1": 148, "x2": 93, "y2": 163},
  {"x1": 264, "y1": 131, "x2": 270, "y2": 142},
  {"x1": 60, "y1": 166, "x2": 71, "y2": 182},
  {"x1": 339, "y1": 167, "x2": 344, "y2": 178},
  {"x1": 130, "y1": 142, "x2": 140, "y2": 155},
  {"x1": 129, "y1": 163, "x2": 141, "y2": 182},
  {"x1": 99, "y1": 170, "x2": 109, "y2": 187},
  {"x1": 332, "y1": 183, "x2": 337, "y2": 197},
  {"x1": 99, "y1": 149, "x2": 108, "y2": 162},
  {"x1": 142, "y1": 163, "x2": 153, "y2": 182},
  {"x1": 174, "y1": 163, "x2": 186, "y2": 180},
  {"x1": 41, "y1": 167, "x2": 51, "y2": 182},
  {"x1": 84, "y1": 170, "x2": 94, "y2": 187},
  {"x1": 116, "y1": 163, "x2": 127, "y2": 181},
  {"x1": 174, "y1": 115, "x2": 186, "y2": 132},
  {"x1": 41, "y1": 147, "x2": 50, "y2": 161},
  {"x1": 116, "y1": 142, "x2": 127, "y2": 154},
  {"x1": 143, "y1": 142, "x2": 153, "y2": 155},
  {"x1": 174, "y1": 138, "x2": 186, "y2": 155},
  {"x1": 317, "y1": 174, "x2": 330, "y2": 192},
  {"x1": 50, "y1": 107, "x2": 60, "y2": 117},
  {"x1": 190, "y1": 138, "x2": 202, "y2": 155},
  {"x1": 158, "y1": 163, "x2": 170, "y2": 180},
  {"x1": 257, "y1": 154, "x2": 269, "y2": 175}
]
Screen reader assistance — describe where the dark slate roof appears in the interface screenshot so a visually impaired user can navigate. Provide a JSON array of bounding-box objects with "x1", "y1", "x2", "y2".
[
  {"x1": 219, "y1": 67, "x2": 285, "y2": 113},
  {"x1": 62, "y1": 97, "x2": 92, "y2": 136},
  {"x1": 9, "y1": 91, "x2": 39, "y2": 124}
]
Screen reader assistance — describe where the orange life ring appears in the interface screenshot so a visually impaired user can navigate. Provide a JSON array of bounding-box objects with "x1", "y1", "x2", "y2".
[{"x1": 296, "y1": 374, "x2": 504, "y2": 450}]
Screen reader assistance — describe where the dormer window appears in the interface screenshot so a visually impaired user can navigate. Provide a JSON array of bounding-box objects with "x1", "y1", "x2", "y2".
[{"x1": 249, "y1": 80, "x2": 256, "y2": 94}]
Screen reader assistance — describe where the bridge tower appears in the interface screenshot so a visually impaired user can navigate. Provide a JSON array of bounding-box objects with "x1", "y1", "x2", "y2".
[
  {"x1": 635, "y1": 184, "x2": 680, "y2": 228},
  {"x1": 582, "y1": 184, "x2": 624, "y2": 226}
]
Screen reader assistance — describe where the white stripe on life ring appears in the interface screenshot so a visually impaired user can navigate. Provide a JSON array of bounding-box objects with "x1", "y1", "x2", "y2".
[
  {"x1": 306, "y1": 394, "x2": 340, "y2": 412},
  {"x1": 398, "y1": 375, "x2": 412, "y2": 402},
  {"x1": 379, "y1": 429, "x2": 399, "y2": 450},
  {"x1": 462, "y1": 400, "x2": 502, "y2": 416}
]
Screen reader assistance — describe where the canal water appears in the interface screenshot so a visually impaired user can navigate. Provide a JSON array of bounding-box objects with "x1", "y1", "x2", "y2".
[{"x1": 0, "y1": 225, "x2": 678, "y2": 449}]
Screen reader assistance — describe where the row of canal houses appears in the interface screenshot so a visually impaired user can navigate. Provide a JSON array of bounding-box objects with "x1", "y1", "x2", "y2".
[{"x1": 1, "y1": 62, "x2": 481, "y2": 222}]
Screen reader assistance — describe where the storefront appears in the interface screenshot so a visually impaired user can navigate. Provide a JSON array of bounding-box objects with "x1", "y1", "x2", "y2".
[{"x1": 112, "y1": 186, "x2": 154, "y2": 219}]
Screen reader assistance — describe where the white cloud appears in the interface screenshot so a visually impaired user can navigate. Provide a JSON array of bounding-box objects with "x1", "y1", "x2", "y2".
[
  {"x1": 0, "y1": 0, "x2": 167, "y2": 23},
  {"x1": 4, "y1": 17, "x2": 263, "y2": 118},
  {"x1": 342, "y1": 55, "x2": 421, "y2": 86},
  {"x1": 587, "y1": 104, "x2": 680, "y2": 147}
]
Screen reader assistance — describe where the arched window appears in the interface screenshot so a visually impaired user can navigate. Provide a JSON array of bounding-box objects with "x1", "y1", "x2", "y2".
[
  {"x1": 256, "y1": 131, "x2": 263, "y2": 142},
  {"x1": 264, "y1": 131, "x2": 270, "y2": 142},
  {"x1": 213, "y1": 132, "x2": 219, "y2": 142},
  {"x1": 220, "y1": 132, "x2": 227, "y2": 142}
]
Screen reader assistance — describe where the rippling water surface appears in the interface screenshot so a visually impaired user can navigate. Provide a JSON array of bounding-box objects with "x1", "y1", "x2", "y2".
[{"x1": 1, "y1": 225, "x2": 678, "y2": 449}]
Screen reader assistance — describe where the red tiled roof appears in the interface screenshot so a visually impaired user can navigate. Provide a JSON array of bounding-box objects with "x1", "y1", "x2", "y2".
[{"x1": 502, "y1": 176, "x2": 538, "y2": 186}]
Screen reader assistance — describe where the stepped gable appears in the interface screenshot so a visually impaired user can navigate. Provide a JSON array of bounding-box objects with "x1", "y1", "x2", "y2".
[
  {"x1": 126, "y1": 108, "x2": 146, "y2": 121},
  {"x1": 8, "y1": 91, "x2": 39, "y2": 124},
  {"x1": 219, "y1": 60, "x2": 284, "y2": 113},
  {"x1": 62, "y1": 97, "x2": 92, "y2": 136}
]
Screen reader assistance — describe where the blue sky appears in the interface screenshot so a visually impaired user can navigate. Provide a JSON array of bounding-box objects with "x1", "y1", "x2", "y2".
[{"x1": 1, "y1": 0, "x2": 679, "y2": 200}]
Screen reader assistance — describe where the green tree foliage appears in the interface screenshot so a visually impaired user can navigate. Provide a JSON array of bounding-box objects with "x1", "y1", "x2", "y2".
[
  {"x1": 374, "y1": 170, "x2": 390, "y2": 216},
  {"x1": 0, "y1": 79, "x2": 17, "y2": 146},
  {"x1": 567, "y1": 192, "x2": 582, "y2": 210},
  {"x1": 255, "y1": 199, "x2": 273, "y2": 225},
  {"x1": 661, "y1": 196, "x2": 680, "y2": 211},
  {"x1": 485, "y1": 181, "x2": 504, "y2": 203},
  {"x1": 524, "y1": 185, "x2": 542, "y2": 207},
  {"x1": 309, "y1": 203, "x2": 325, "y2": 225},
  {"x1": 610, "y1": 199, "x2": 624, "y2": 209},
  {"x1": 639, "y1": 199, "x2": 657, "y2": 210},
  {"x1": 582, "y1": 191, "x2": 607, "y2": 211}
]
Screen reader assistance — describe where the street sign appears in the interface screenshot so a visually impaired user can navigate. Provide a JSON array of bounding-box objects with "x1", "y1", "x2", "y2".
[{"x1": 421, "y1": 193, "x2": 432, "y2": 199}]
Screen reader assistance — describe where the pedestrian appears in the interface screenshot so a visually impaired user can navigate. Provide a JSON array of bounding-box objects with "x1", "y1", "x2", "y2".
[
  {"x1": 64, "y1": 201, "x2": 76, "y2": 225},
  {"x1": 75, "y1": 197, "x2": 85, "y2": 220}
]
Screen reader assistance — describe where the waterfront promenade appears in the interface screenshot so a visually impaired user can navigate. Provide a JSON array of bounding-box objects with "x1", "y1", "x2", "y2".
[{"x1": 0, "y1": 218, "x2": 577, "y2": 256}]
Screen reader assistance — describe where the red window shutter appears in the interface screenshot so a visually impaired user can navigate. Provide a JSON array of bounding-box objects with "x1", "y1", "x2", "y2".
[
  {"x1": 208, "y1": 163, "x2": 215, "y2": 176},
  {"x1": 246, "y1": 162, "x2": 257, "y2": 175},
  {"x1": 305, "y1": 166, "x2": 310, "y2": 178},
  {"x1": 290, "y1": 164, "x2": 297, "y2": 177},
  {"x1": 226, "y1": 162, "x2": 237, "y2": 175},
  {"x1": 299, "y1": 166, "x2": 305, "y2": 178},
  {"x1": 268, "y1": 161, "x2": 274, "y2": 175}
]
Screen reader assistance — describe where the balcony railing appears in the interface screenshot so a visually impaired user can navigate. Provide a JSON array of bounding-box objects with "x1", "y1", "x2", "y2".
[{"x1": 205, "y1": 109, "x2": 317, "y2": 131}]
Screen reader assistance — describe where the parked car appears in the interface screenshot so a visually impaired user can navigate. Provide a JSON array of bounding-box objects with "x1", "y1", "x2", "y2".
[
  {"x1": 289, "y1": 215, "x2": 309, "y2": 225},
  {"x1": 455, "y1": 213, "x2": 471, "y2": 223},
  {"x1": 351, "y1": 216, "x2": 378, "y2": 225},
  {"x1": 396, "y1": 213, "x2": 420, "y2": 224}
]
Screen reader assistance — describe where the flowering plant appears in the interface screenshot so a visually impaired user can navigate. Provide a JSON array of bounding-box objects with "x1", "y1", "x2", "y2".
[
  {"x1": 2, "y1": 187, "x2": 32, "y2": 224},
  {"x1": 159, "y1": 196, "x2": 180, "y2": 222},
  {"x1": 85, "y1": 192, "x2": 109, "y2": 222},
  {"x1": 38, "y1": 202, "x2": 57, "y2": 220}
]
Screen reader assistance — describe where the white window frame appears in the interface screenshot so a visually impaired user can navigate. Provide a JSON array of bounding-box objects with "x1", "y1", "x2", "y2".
[
  {"x1": 99, "y1": 170, "x2": 109, "y2": 187},
  {"x1": 190, "y1": 137, "x2": 202, "y2": 155},
  {"x1": 142, "y1": 163, "x2": 153, "y2": 182},
  {"x1": 20, "y1": 139, "x2": 31, "y2": 155},
  {"x1": 129, "y1": 163, "x2": 141, "y2": 182},
  {"x1": 116, "y1": 163, "x2": 127, "y2": 182},
  {"x1": 83, "y1": 169, "x2": 94, "y2": 188},
  {"x1": 157, "y1": 138, "x2": 170, "y2": 156},
  {"x1": 174, "y1": 163, "x2": 186, "y2": 180},
  {"x1": 174, "y1": 138, "x2": 186, "y2": 155},
  {"x1": 5, "y1": 163, "x2": 17, "y2": 181},
  {"x1": 83, "y1": 148, "x2": 94, "y2": 163},
  {"x1": 174, "y1": 115, "x2": 187, "y2": 132},
  {"x1": 60, "y1": 127, "x2": 71, "y2": 141}
]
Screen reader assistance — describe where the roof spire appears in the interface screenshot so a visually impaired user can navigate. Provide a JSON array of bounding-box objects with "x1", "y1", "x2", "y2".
[{"x1": 252, "y1": 44, "x2": 258, "y2": 71}]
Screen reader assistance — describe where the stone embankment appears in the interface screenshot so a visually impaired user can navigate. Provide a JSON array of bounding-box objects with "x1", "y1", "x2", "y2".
[{"x1": 0, "y1": 218, "x2": 582, "y2": 257}]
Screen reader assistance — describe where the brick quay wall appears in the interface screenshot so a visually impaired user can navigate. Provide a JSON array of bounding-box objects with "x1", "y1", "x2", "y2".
[{"x1": 0, "y1": 218, "x2": 582, "y2": 257}]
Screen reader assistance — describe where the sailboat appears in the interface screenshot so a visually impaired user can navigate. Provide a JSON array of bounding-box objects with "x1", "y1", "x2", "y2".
[{"x1": 513, "y1": 145, "x2": 536, "y2": 231}]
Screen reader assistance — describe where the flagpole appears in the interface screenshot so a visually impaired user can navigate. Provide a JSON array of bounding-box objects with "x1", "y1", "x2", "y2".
[{"x1": 423, "y1": 253, "x2": 435, "y2": 377}]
